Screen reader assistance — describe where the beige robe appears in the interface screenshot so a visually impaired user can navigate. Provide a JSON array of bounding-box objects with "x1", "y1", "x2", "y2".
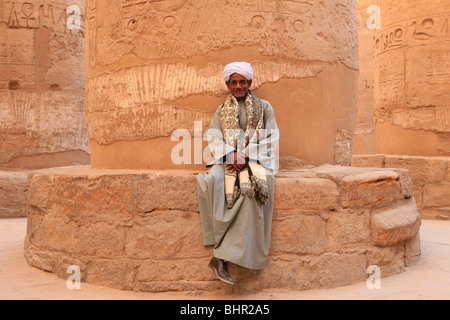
[{"x1": 197, "y1": 99, "x2": 279, "y2": 270}]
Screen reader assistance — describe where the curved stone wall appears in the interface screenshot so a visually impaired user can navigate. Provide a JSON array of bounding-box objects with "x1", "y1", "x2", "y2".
[
  {"x1": 24, "y1": 166, "x2": 421, "y2": 293},
  {"x1": 85, "y1": 0, "x2": 359, "y2": 169}
]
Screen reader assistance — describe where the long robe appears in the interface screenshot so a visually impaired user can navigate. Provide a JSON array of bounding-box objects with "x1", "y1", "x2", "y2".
[{"x1": 197, "y1": 99, "x2": 279, "y2": 270}]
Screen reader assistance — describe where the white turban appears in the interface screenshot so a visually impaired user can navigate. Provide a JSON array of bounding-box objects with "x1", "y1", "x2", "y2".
[{"x1": 223, "y1": 62, "x2": 254, "y2": 82}]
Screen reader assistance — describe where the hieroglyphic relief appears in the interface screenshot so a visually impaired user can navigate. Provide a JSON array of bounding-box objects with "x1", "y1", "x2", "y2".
[
  {"x1": 0, "y1": 0, "x2": 83, "y2": 33},
  {"x1": 375, "y1": 13, "x2": 450, "y2": 55},
  {"x1": 89, "y1": 0, "x2": 359, "y2": 70},
  {"x1": 1, "y1": 0, "x2": 89, "y2": 166},
  {"x1": 111, "y1": 0, "x2": 322, "y2": 61},
  {"x1": 0, "y1": 28, "x2": 35, "y2": 89},
  {"x1": 243, "y1": 0, "x2": 316, "y2": 32},
  {"x1": 374, "y1": 6, "x2": 450, "y2": 139}
]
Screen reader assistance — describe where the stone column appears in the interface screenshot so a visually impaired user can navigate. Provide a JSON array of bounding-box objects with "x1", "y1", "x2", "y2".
[
  {"x1": 374, "y1": 0, "x2": 450, "y2": 156},
  {"x1": 353, "y1": 0, "x2": 378, "y2": 155},
  {"x1": 0, "y1": 0, "x2": 90, "y2": 170},
  {"x1": 85, "y1": 0, "x2": 359, "y2": 170}
]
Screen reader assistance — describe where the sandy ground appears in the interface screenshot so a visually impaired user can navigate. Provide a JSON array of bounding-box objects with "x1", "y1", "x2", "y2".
[{"x1": 0, "y1": 218, "x2": 449, "y2": 300}]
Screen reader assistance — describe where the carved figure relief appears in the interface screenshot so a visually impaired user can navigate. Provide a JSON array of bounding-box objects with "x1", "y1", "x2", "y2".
[{"x1": 375, "y1": 13, "x2": 450, "y2": 55}]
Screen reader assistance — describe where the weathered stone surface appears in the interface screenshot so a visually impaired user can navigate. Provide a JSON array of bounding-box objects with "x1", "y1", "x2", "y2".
[
  {"x1": 85, "y1": 0, "x2": 359, "y2": 169},
  {"x1": 274, "y1": 178, "x2": 339, "y2": 211},
  {"x1": 384, "y1": 156, "x2": 448, "y2": 185},
  {"x1": 0, "y1": 171, "x2": 28, "y2": 218},
  {"x1": 134, "y1": 173, "x2": 199, "y2": 213},
  {"x1": 366, "y1": 244, "x2": 406, "y2": 277},
  {"x1": 271, "y1": 213, "x2": 327, "y2": 255},
  {"x1": 0, "y1": 0, "x2": 90, "y2": 170},
  {"x1": 326, "y1": 209, "x2": 370, "y2": 248},
  {"x1": 340, "y1": 170, "x2": 401, "y2": 208},
  {"x1": 125, "y1": 210, "x2": 209, "y2": 260},
  {"x1": 354, "y1": 0, "x2": 450, "y2": 157},
  {"x1": 27, "y1": 173, "x2": 51, "y2": 212},
  {"x1": 316, "y1": 253, "x2": 368, "y2": 288},
  {"x1": 354, "y1": 0, "x2": 376, "y2": 152},
  {"x1": 27, "y1": 212, "x2": 126, "y2": 259},
  {"x1": 136, "y1": 258, "x2": 216, "y2": 283},
  {"x1": 85, "y1": 259, "x2": 136, "y2": 291},
  {"x1": 24, "y1": 166, "x2": 421, "y2": 293},
  {"x1": 397, "y1": 169, "x2": 415, "y2": 199},
  {"x1": 353, "y1": 154, "x2": 450, "y2": 220},
  {"x1": 404, "y1": 234, "x2": 421, "y2": 267},
  {"x1": 423, "y1": 182, "x2": 450, "y2": 208},
  {"x1": 371, "y1": 200, "x2": 421, "y2": 247},
  {"x1": 352, "y1": 155, "x2": 385, "y2": 168}
]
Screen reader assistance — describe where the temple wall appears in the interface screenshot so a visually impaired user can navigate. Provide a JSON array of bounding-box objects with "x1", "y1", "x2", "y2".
[
  {"x1": 354, "y1": 0, "x2": 450, "y2": 157},
  {"x1": 0, "y1": 0, "x2": 90, "y2": 170}
]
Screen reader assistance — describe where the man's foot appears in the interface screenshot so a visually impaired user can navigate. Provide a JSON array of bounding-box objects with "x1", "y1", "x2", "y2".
[{"x1": 208, "y1": 257, "x2": 235, "y2": 285}]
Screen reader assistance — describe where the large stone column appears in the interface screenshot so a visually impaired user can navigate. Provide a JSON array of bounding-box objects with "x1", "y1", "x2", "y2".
[
  {"x1": 0, "y1": 0, "x2": 90, "y2": 170},
  {"x1": 85, "y1": 0, "x2": 359, "y2": 169},
  {"x1": 373, "y1": 0, "x2": 450, "y2": 156}
]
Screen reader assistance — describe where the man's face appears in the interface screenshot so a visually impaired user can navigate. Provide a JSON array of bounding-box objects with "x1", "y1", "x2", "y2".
[{"x1": 226, "y1": 73, "x2": 252, "y2": 101}]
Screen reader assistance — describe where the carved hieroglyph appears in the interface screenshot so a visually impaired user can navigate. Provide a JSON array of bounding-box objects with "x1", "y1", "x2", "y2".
[
  {"x1": 373, "y1": 0, "x2": 450, "y2": 156},
  {"x1": 0, "y1": 0, "x2": 90, "y2": 169},
  {"x1": 86, "y1": 0, "x2": 359, "y2": 169}
]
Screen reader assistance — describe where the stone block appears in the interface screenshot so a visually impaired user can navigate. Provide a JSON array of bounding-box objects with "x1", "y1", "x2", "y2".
[
  {"x1": 423, "y1": 182, "x2": 450, "y2": 208},
  {"x1": 136, "y1": 258, "x2": 216, "y2": 283},
  {"x1": 317, "y1": 253, "x2": 367, "y2": 288},
  {"x1": 404, "y1": 234, "x2": 421, "y2": 267},
  {"x1": 326, "y1": 210, "x2": 370, "y2": 248},
  {"x1": 85, "y1": 259, "x2": 136, "y2": 291},
  {"x1": 370, "y1": 200, "x2": 421, "y2": 247},
  {"x1": 24, "y1": 166, "x2": 422, "y2": 294},
  {"x1": 50, "y1": 174, "x2": 135, "y2": 218},
  {"x1": 27, "y1": 212, "x2": 126, "y2": 259},
  {"x1": 24, "y1": 236, "x2": 58, "y2": 273},
  {"x1": 274, "y1": 178, "x2": 339, "y2": 211},
  {"x1": 0, "y1": 171, "x2": 28, "y2": 218},
  {"x1": 421, "y1": 207, "x2": 450, "y2": 221},
  {"x1": 231, "y1": 254, "x2": 321, "y2": 293},
  {"x1": 271, "y1": 213, "x2": 327, "y2": 255},
  {"x1": 413, "y1": 185, "x2": 424, "y2": 209},
  {"x1": 125, "y1": 210, "x2": 209, "y2": 260},
  {"x1": 366, "y1": 244, "x2": 406, "y2": 277},
  {"x1": 352, "y1": 155, "x2": 386, "y2": 168},
  {"x1": 136, "y1": 280, "x2": 224, "y2": 293},
  {"x1": 340, "y1": 170, "x2": 401, "y2": 208},
  {"x1": 384, "y1": 156, "x2": 447, "y2": 185},
  {"x1": 134, "y1": 172, "x2": 199, "y2": 213},
  {"x1": 397, "y1": 169, "x2": 415, "y2": 199},
  {"x1": 28, "y1": 174, "x2": 51, "y2": 212}
]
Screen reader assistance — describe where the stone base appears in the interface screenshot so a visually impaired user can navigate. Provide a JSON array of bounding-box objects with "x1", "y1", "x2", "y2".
[
  {"x1": 24, "y1": 165, "x2": 421, "y2": 294},
  {"x1": 353, "y1": 155, "x2": 450, "y2": 221},
  {"x1": 0, "y1": 171, "x2": 29, "y2": 218}
]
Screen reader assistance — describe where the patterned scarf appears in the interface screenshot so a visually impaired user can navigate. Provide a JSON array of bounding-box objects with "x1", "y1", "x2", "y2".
[{"x1": 220, "y1": 91, "x2": 268, "y2": 209}]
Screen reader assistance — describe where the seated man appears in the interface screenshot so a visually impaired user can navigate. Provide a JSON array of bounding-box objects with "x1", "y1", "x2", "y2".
[{"x1": 197, "y1": 62, "x2": 279, "y2": 285}]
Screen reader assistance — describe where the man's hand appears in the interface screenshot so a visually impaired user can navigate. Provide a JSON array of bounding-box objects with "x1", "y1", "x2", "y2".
[{"x1": 226, "y1": 152, "x2": 249, "y2": 173}]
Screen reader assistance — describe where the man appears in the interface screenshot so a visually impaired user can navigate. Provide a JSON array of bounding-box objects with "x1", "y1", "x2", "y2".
[{"x1": 197, "y1": 62, "x2": 279, "y2": 285}]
